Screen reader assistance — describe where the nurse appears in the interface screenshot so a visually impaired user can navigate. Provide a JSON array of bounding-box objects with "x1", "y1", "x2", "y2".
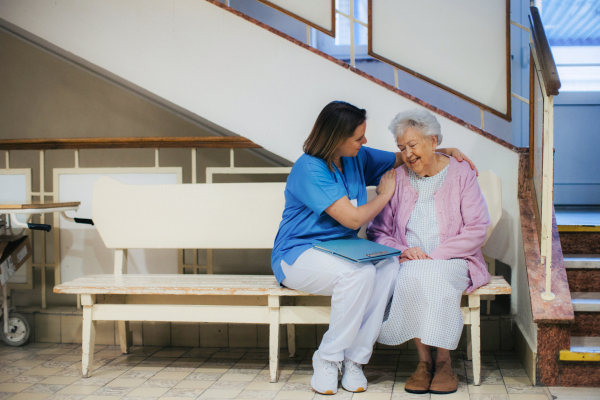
[{"x1": 271, "y1": 101, "x2": 473, "y2": 395}]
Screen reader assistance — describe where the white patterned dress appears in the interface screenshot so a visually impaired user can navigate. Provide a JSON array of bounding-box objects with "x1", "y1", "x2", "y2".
[{"x1": 377, "y1": 165, "x2": 470, "y2": 350}]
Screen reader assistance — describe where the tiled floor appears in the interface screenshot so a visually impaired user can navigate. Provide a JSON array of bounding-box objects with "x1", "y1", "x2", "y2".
[{"x1": 0, "y1": 343, "x2": 560, "y2": 400}]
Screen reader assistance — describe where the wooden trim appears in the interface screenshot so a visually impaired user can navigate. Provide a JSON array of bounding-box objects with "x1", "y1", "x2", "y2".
[
  {"x1": 0, "y1": 202, "x2": 80, "y2": 210},
  {"x1": 367, "y1": 0, "x2": 512, "y2": 121},
  {"x1": 529, "y1": 51, "x2": 535, "y2": 179},
  {"x1": 255, "y1": 0, "x2": 335, "y2": 37},
  {"x1": 0, "y1": 137, "x2": 262, "y2": 150},
  {"x1": 529, "y1": 7, "x2": 561, "y2": 96}
]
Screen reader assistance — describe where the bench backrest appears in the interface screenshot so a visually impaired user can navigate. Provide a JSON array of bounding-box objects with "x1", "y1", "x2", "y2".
[{"x1": 93, "y1": 177, "x2": 286, "y2": 249}]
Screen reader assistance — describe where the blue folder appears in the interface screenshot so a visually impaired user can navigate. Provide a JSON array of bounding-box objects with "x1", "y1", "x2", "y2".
[{"x1": 313, "y1": 237, "x2": 403, "y2": 263}]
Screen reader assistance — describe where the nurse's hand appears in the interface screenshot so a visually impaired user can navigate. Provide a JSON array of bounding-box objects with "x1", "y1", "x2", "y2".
[
  {"x1": 444, "y1": 148, "x2": 478, "y2": 176},
  {"x1": 376, "y1": 169, "x2": 396, "y2": 197}
]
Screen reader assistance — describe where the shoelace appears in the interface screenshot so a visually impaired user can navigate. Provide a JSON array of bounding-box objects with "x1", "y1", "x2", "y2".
[
  {"x1": 322, "y1": 359, "x2": 343, "y2": 377},
  {"x1": 345, "y1": 359, "x2": 363, "y2": 375}
]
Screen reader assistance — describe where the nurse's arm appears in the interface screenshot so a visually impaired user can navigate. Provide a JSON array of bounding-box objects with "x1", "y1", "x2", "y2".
[
  {"x1": 325, "y1": 169, "x2": 396, "y2": 231},
  {"x1": 393, "y1": 148, "x2": 477, "y2": 173}
]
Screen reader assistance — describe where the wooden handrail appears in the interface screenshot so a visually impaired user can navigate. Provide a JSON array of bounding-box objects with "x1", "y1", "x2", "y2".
[
  {"x1": 0, "y1": 137, "x2": 262, "y2": 150},
  {"x1": 529, "y1": 7, "x2": 561, "y2": 96}
]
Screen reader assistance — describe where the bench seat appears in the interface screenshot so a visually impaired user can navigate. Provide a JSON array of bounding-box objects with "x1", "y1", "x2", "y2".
[{"x1": 55, "y1": 273, "x2": 510, "y2": 384}]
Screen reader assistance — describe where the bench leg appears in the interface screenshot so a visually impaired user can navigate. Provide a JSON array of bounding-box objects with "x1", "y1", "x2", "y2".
[
  {"x1": 118, "y1": 321, "x2": 132, "y2": 354},
  {"x1": 469, "y1": 295, "x2": 481, "y2": 386},
  {"x1": 81, "y1": 295, "x2": 96, "y2": 378},
  {"x1": 287, "y1": 324, "x2": 296, "y2": 358},
  {"x1": 268, "y1": 296, "x2": 280, "y2": 383}
]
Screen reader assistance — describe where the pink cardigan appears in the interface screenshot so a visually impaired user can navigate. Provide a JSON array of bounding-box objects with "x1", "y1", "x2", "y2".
[{"x1": 367, "y1": 157, "x2": 491, "y2": 293}]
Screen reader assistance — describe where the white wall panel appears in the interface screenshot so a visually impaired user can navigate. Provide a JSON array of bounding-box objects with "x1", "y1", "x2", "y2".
[
  {"x1": 257, "y1": 0, "x2": 333, "y2": 35},
  {"x1": 370, "y1": 0, "x2": 509, "y2": 117}
]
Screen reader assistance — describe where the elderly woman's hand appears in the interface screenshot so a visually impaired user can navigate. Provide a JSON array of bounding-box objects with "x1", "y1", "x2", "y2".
[
  {"x1": 400, "y1": 247, "x2": 431, "y2": 262},
  {"x1": 376, "y1": 169, "x2": 396, "y2": 197}
]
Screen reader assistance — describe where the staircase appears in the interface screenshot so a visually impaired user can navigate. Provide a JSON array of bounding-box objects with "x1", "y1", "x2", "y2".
[{"x1": 557, "y1": 207, "x2": 600, "y2": 385}]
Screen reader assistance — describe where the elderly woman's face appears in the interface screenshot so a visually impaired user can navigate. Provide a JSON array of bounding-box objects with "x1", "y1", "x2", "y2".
[{"x1": 396, "y1": 127, "x2": 437, "y2": 176}]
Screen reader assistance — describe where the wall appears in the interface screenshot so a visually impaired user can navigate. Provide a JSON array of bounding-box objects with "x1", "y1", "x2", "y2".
[{"x1": 553, "y1": 92, "x2": 600, "y2": 205}]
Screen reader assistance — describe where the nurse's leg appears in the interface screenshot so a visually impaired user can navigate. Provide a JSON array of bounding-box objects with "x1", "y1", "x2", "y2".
[
  {"x1": 344, "y1": 256, "x2": 399, "y2": 364},
  {"x1": 281, "y1": 249, "x2": 376, "y2": 362}
]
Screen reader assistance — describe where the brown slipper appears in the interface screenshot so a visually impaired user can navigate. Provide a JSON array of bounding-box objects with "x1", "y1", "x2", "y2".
[
  {"x1": 429, "y1": 361, "x2": 459, "y2": 394},
  {"x1": 404, "y1": 361, "x2": 433, "y2": 394}
]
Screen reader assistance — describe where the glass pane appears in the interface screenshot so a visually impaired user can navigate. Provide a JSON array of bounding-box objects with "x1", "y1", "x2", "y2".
[
  {"x1": 354, "y1": 21, "x2": 368, "y2": 46},
  {"x1": 335, "y1": 13, "x2": 351, "y2": 46},
  {"x1": 354, "y1": 0, "x2": 368, "y2": 23},
  {"x1": 336, "y1": 0, "x2": 350, "y2": 15}
]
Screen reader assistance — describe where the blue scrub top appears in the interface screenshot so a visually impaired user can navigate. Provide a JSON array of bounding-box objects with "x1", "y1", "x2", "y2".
[{"x1": 271, "y1": 146, "x2": 396, "y2": 284}]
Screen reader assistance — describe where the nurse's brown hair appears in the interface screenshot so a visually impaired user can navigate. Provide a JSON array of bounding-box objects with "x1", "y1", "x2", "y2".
[{"x1": 303, "y1": 101, "x2": 367, "y2": 171}]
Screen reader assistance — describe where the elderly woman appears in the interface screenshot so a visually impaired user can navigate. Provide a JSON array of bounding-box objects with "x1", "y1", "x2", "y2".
[{"x1": 367, "y1": 109, "x2": 490, "y2": 395}]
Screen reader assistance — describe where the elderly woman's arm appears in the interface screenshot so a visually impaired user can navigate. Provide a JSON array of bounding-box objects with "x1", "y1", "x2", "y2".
[
  {"x1": 366, "y1": 196, "x2": 409, "y2": 253},
  {"x1": 428, "y1": 169, "x2": 490, "y2": 260}
]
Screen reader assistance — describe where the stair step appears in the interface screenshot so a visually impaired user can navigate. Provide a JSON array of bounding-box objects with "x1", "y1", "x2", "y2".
[
  {"x1": 564, "y1": 255, "x2": 600, "y2": 269},
  {"x1": 570, "y1": 337, "x2": 600, "y2": 353},
  {"x1": 572, "y1": 292, "x2": 600, "y2": 312},
  {"x1": 556, "y1": 206, "x2": 600, "y2": 232},
  {"x1": 560, "y1": 349, "x2": 600, "y2": 361}
]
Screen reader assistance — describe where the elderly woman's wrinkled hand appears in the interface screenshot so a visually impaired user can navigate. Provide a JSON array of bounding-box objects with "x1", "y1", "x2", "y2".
[
  {"x1": 400, "y1": 247, "x2": 431, "y2": 262},
  {"x1": 376, "y1": 169, "x2": 396, "y2": 197}
]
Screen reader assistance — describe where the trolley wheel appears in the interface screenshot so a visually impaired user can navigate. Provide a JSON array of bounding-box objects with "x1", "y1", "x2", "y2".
[{"x1": 0, "y1": 313, "x2": 31, "y2": 346}]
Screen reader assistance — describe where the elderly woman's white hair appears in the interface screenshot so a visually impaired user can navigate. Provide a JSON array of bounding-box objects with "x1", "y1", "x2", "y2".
[{"x1": 388, "y1": 108, "x2": 443, "y2": 146}]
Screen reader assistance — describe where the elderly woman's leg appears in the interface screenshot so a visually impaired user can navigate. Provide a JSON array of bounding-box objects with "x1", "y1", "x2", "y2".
[
  {"x1": 430, "y1": 348, "x2": 459, "y2": 394},
  {"x1": 404, "y1": 338, "x2": 433, "y2": 394}
]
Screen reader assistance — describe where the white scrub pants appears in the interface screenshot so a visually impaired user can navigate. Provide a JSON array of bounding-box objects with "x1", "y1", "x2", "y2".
[{"x1": 281, "y1": 248, "x2": 399, "y2": 364}]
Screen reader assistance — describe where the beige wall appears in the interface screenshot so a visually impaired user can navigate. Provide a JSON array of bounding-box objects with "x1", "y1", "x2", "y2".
[{"x1": 0, "y1": 29, "x2": 290, "y2": 308}]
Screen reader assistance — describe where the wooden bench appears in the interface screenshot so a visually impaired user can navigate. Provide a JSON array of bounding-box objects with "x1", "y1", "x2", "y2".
[{"x1": 54, "y1": 173, "x2": 510, "y2": 385}]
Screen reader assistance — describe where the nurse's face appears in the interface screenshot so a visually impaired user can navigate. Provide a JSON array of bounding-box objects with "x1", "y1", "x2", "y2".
[{"x1": 335, "y1": 121, "x2": 367, "y2": 158}]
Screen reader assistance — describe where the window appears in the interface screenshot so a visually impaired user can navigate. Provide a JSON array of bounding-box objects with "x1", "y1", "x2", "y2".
[{"x1": 540, "y1": 0, "x2": 600, "y2": 91}]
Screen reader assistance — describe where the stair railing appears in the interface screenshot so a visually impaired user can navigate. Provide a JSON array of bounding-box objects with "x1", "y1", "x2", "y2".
[{"x1": 528, "y1": 7, "x2": 560, "y2": 301}]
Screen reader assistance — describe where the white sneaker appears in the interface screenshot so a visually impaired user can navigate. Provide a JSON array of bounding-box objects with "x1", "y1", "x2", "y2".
[
  {"x1": 311, "y1": 351, "x2": 341, "y2": 394},
  {"x1": 341, "y1": 357, "x2": 367, "y2": 392}
]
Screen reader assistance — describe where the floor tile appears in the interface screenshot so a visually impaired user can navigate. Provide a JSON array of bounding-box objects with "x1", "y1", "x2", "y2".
[
  {"x1": 174, "y1": 380, "x2": 214, "y2": 389},
  {"x1": 151, "y1": 371, "x2": 190, "y2": 381},
  {"x1": 218, "y1": 373, "x2": 256, "y2": 382},
  {"x1": 57, "y1": 385, "x2": 101, "y2": 395},
  {"x1": 199, "y1": 388, "x2": 244, "y2": 398},
  {"x1": 507, "y1": 394, "x2": 548, "y2": 400},
  {"x1": 273, "y1": 391, "x2": 314, "y2": 400},
  {"x1": 106, "y1": 379, "x2": 147, "y2": 388},
  {"x1": 7, "y1": 394, "x2": 51, "y2": 400},
  {"x1": 468, "y1": 384, "x2": 507, "y2": 394},
  {"x1": 162, "y1": 387, "x2": 206, "y2": 398},
  {"x1": 468, "y1": 395, "x2": 509, "y2": 400},
  {"x1": 244, "y1": 382, "x2": 285, "y2": 391},
  {"x1": 548, "y1": 386, "x2": 600, "y2": 399},
  {"x1": 41, "y1": 377, "x2": 81, "y2": 385},
  {"x1": 12, "y1": 359, "x2": 46, "y2": 368},
  {"x1": 501, "y1": 376, "x2": 531, "y2": 386},
  {"x1": 24, "y1": 367, "x2": 65, "y2": 376},
  {"x1": 430, "y1": 393, "x2": 469, "y2": 400},
  {"x1": 353, "y1": 393, "x2": 392, "y2": 400},
  {"x1": 0, "y1": 382, "x2": 33, "y2": 392},
  {"x1": 127, "y1": 386, "x2": 170, "y2": 397},
  {"x1": 83, "y1": 396, "x2": 123, "y2": 400},
  {"x1": 0, "y1": 375, "x2": 16, "y2": 383}
]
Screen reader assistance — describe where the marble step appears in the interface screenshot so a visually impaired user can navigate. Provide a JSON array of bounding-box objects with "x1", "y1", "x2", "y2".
[
  {"x1": 564, "y1": 255, "x2": 600, "y2": 269},
  {"x1": 572, "y1": 292, "x2": 600, "y2": 312}
]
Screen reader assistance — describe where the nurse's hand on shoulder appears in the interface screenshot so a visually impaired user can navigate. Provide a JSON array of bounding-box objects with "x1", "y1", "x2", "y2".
[
  {"x1": 325, "y1": 169, "x2": 396, "y2": 231},
  {"x1": 376, "y1": 169, "x2": 396, "y2": 197}
]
